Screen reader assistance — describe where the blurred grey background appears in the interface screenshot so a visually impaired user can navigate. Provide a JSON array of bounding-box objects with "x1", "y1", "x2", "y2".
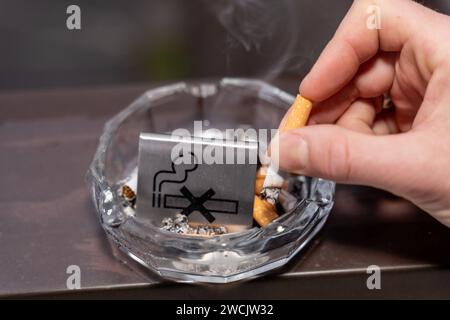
[{"x1": 0, "y1": 0, "x2": 449, "y2": 91}]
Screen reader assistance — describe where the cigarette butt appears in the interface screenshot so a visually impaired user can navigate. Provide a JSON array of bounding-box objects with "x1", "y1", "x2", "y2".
[
  {"x1": 280, "y1": 94, "x2": 313, "y2": 133},
  {"x1": 255, "y1": 176, "x2": 265, "y2": 195},
  {"x1": 255, "y1": 168, "x2": 267, "y2": 195},
  {"x1": 122, "y1": 185, "x2": 136, "y2": 201},
  {"x1": 253, "y1": 196, "x2": 279, "y2": 228}
]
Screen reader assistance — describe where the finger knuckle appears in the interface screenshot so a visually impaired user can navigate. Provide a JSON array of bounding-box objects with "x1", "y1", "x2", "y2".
[{"x1": 324, "y1": 133, "x2": 354, "y2": 182}]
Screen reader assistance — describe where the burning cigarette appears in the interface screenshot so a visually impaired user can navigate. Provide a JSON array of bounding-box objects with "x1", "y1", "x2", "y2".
[
  {"x1": 254, "y1": 94, "x2": 312, "y2": 227},
  {"x1": 264, "y1": 95, "x2": 313, "y2": 191},
  {"x1": 265, "y1": 94, "x2": 313, "y2": 188},
  {"x1": 253, "y1": 195, "x2": 279, "y2": 228}
]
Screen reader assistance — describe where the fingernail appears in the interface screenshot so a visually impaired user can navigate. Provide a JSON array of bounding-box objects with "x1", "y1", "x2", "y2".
[
  {"x1": 293, "y1": 137, "x2": 309, "y2": 172},
  {"x1": 279, "y1": 133, "x2": 309, "y2": 173},
  {"x1": 300, "y1": 71, "x2": 311, "y2": 85}
]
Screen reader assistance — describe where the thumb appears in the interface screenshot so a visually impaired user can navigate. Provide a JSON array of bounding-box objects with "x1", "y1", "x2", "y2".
[{"x1": 278, "y1": 125, "x2": 421, "y2": 193}]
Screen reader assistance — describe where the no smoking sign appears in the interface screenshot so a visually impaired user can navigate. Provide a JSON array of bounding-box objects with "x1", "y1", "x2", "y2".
[{"x1": 137, "y1": 133, "x2": 257, "y2": 232}]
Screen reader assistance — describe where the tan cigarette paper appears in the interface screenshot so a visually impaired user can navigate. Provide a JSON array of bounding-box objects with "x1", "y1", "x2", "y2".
[
  {"x1": 280, "y1": 94, "x2": 313, "y2": 133},
  {"x1": 253, "y1": 195, "x2": 279, "y2": 228},
  {"x1": 254, "y1": 168, "x2": 267, "y2": 195}
]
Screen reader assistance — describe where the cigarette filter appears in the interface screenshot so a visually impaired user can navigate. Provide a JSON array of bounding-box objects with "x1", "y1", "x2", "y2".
[
  {"x1": 253, "y1": 195, "x2": 279, "y2": 228},
  {"x1": 280, "y1": 94, "x2": 313, "y2": 133}
]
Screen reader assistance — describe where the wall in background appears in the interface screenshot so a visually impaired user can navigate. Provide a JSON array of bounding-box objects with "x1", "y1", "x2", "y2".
[{"x1": 0, "y1": 0, "x2": 448, "y2": 91}]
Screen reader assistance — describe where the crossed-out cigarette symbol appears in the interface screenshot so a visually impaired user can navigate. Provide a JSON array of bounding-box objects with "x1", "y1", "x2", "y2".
[
  {"x1": 153, "y1": 152, "x2": 239, "y2": 223},
  {"x1": 164, "y1": 187, "x2": 239, "y2": 223},
  {"x1": 179, "y1": 187, "x2": 216, "y2": 223}
]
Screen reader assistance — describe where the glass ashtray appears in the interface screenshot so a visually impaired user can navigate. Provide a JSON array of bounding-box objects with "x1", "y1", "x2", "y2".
[{"x1": 87, "y1": 78, "x2": 335, "y2": 283}]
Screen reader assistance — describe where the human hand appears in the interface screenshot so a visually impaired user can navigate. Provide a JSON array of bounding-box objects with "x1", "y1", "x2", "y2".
[{"x1": 278, "y1": 0, "x2": 450, "y2": 227}]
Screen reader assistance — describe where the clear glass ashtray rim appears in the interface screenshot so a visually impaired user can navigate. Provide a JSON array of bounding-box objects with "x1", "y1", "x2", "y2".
[{"x1": 86, "y1": 77, "x2": 336, "y2": 283}]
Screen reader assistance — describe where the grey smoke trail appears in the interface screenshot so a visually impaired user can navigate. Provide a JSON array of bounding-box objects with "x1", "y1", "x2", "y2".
[{"x1": 208, "y1": 0, "x2": 306, "y2": 81}]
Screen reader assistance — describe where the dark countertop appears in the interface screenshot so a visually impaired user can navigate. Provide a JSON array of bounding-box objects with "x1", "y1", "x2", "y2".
[{"x1": 1, "y1": 84, "x2": 450, "y2": 299}]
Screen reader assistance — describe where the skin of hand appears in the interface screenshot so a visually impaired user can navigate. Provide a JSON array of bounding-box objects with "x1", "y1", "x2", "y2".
[{"x1": 278, "y1": 0, "x2": 450, "y2": 227}]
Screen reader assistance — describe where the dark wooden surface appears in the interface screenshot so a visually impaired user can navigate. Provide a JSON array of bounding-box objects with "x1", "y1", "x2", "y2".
[{"x1": 1, "y1": 84, "x2": 450, "y2": 299}]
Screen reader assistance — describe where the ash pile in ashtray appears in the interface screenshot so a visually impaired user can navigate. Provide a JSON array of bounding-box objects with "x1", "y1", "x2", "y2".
[
  {"x1": 161, "y1": 213, "x2": 228, "y2": 236},
  {"x1": 119, "y1": 184, "x2": 228, "y2": 236}
]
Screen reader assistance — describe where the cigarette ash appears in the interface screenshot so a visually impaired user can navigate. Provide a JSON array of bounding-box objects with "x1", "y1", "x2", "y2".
[
  {"x1": 161, "y1": 213, "x2": 228, "y2": 236},
  {"x1": 260, "y1": 187, "x2": 280, "y2": 205},
  {"x1": 118, "y1": 184, "x2": 228, "y2": 236}
]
